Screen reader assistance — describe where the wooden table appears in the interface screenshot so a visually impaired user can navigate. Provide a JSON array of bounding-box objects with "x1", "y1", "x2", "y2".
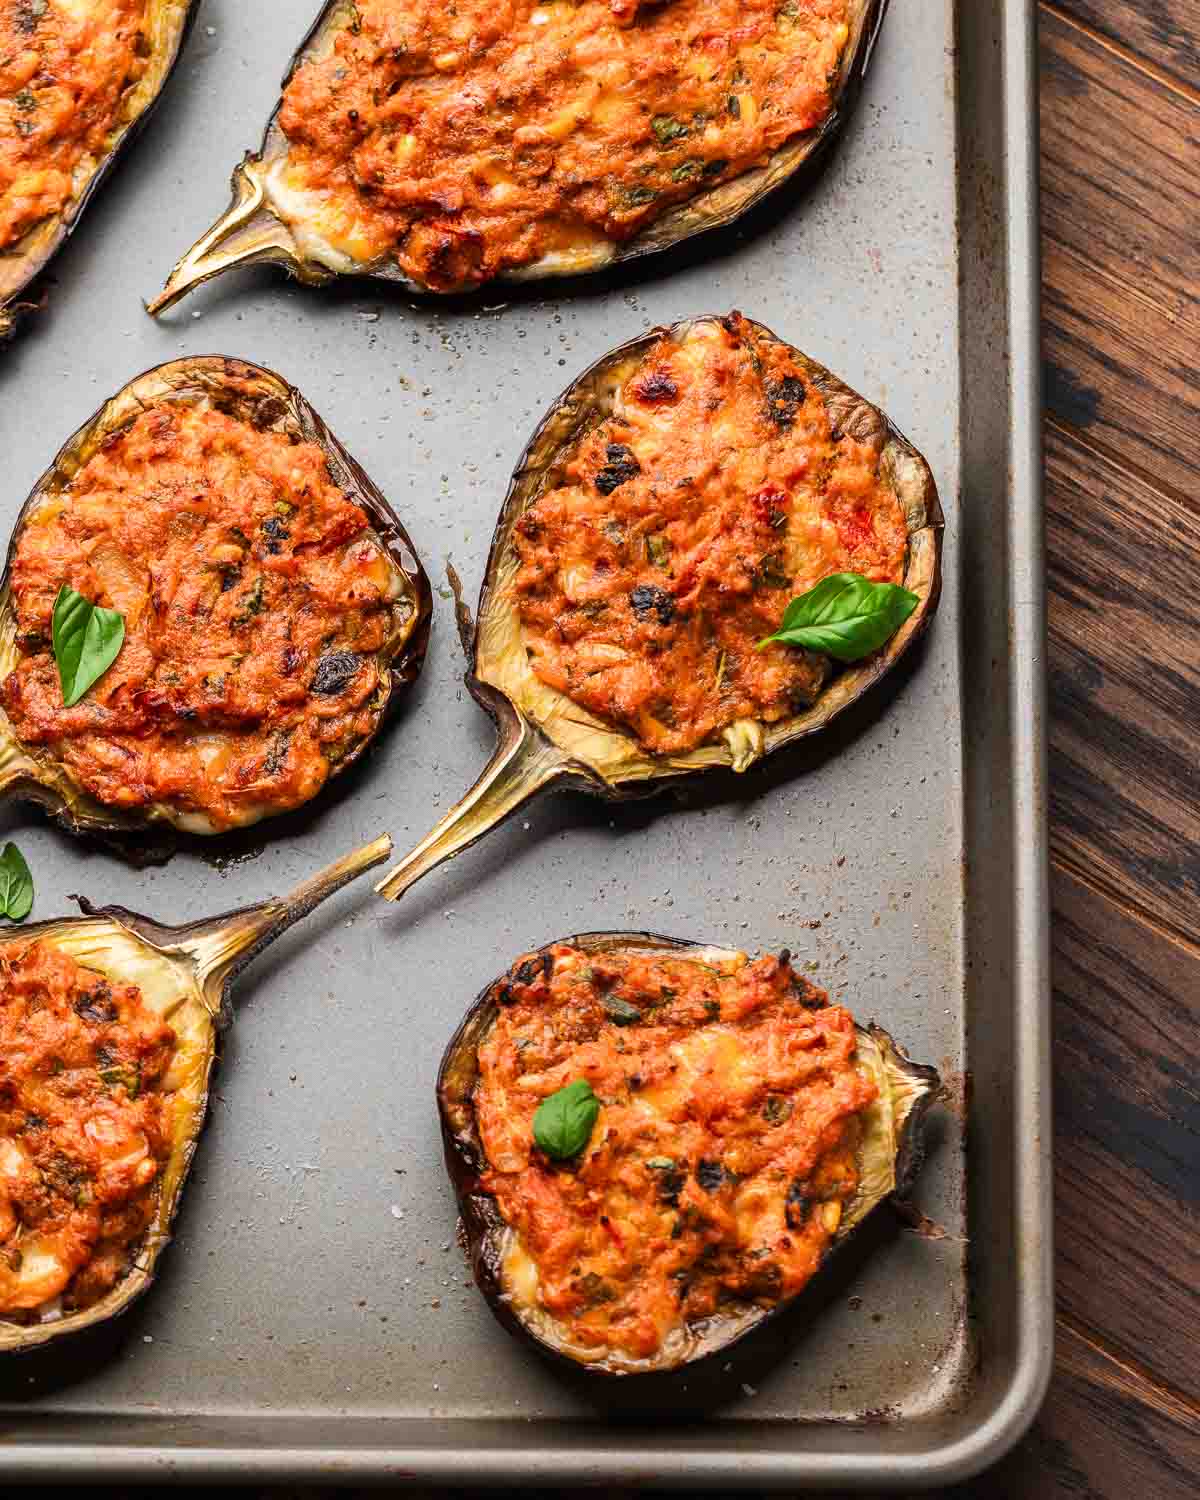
[
  {"x1": 10, "y1": 4, "x2": 1198, "y2": 1496},
  {"x1": 989, "y1": 2, "x2": 1200, "y2": 1493}
]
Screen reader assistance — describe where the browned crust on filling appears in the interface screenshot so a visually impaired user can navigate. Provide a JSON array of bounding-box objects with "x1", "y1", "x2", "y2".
[
  {"x1": 1, "y1": 401, "x2": 407, "y2": 829},
  {"x1": 473, "y1": 943, "x2": 876, "y2": 1361},
  {"x1": 277, "y1": 0, "x2": 852, "y2": 289},
  {"x1": 0, "y1": 939, "x2": 176, "y2": 1317},
  {"x1": 512, "y1": 312, "x2": 908, "y2": 755},
  {"x1": 1, "y1": 0, "x2": 148, "y2": 252}
]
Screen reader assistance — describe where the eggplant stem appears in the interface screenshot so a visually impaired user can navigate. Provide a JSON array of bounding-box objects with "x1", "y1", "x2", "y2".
[
  {"x1": 146, "y1": 158, "x2": 300, "y2": 316},
  {"x1": 375, "y1": 721, "x2": 562, "y2": 902},
  {"x1": 182, "y1": 833, "x2": 394, "y2": 988}
]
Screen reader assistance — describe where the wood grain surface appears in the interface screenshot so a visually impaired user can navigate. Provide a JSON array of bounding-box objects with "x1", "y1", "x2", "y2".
[
  {"x1": 1010, "y1": 0, "x2": 1200, "y2": 1493},
  {"x1": 7, "y1": 3, "x2": 1199, "y2": 1497}
]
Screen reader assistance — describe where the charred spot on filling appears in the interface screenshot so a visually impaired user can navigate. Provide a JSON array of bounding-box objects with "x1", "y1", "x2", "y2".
[
  {"x1": 275, "y1": 0, "x2": 854, "y2": 291},
  {"x1": 0, "y1": 400, "x2": 407, "y2": 831},
  {"x1": 512, "y1": 314, "x2": 909, "y2": 755},
  {"x1": 0, "y1": 940, "x2": 177, "y2": 1319},
  {"x1": 764, "y1": 375, "x2": 806, "y2": 429},
  {"x1": 633, "y1": 370, "x2": 679, "y2": 405},
  {"x1": 696, "y1": 1158, "x2": 728, "y2": 1192},
  {"x1": 1, "y1": 1, "x2": 150, "y2": 252},
  {"x1": 594, "y1": 444, "x2": 642, "y2": 496},
  {"x1": 472, "y1": 943, "x2": 876, "y2": 1362},
  {"x1": 629, "y1": 584, "x2": 675, "y2": 626},
  {"x1": 309, "y1": 650, "x2": 362, "y2": 697}
]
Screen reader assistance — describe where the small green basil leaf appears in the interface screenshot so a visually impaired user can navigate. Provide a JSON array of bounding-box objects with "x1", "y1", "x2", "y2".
[
  {"x1": 52, "y1": 585, "x2": 125, "y2": 708},
  {"x1": 757, "y1": 572, "x2": 918, "y2": 662},
  {"x1": 0, "y1": 842, "x2": 34, "y2": 922},
  {"x1": 533, "y1": 1079, "x2": 600, "y2": 1161},
  {"x1": 602, "y1": 995, "x2": 643, "y2": 1026}
]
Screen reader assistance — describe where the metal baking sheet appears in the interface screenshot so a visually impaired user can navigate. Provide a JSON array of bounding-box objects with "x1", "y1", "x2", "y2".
[{"x1": 0, "y1": 0, "x2": 1050, "y2": 1487}]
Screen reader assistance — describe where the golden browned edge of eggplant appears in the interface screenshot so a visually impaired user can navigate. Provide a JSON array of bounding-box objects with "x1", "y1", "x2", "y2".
[
  {"x1": 0, "y1": 0, "x2": 200, "y2": 343},
  {"x1": 0, "y1": 355, "x2": 432, "y2": 843},
  {"x1": 0, "y1": 832, "x2": 392, "y2": 1354},
  {"x1": 438, "y1": 930, "x2": 940, "y2": 1377},
  {"x1": 146, "y1": 0, "x2": 888, "y2": 313},
  {"x1": 375, "y1": 311, "x2": 942, "y2": 900}
]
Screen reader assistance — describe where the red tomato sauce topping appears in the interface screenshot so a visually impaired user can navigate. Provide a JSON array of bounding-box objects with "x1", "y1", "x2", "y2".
[
  {"x1": 1, "y1": 399, "x2": 405, "y2": 830},
  {"x1": 512, "y1": 313, "x2": 907, "y2": 755},
  {"x1": 278, "y1": 0, "x2": 852, "y2": 289},
  {"x1": 0, "y1": 939, "x2": 176, "y2": 1316},
  {"x1": 1, "y1": 0, "x2": 148, "y2": 252},
  {"x1": 474, "y1": 943, "x2": 877, "y2": 1362}
]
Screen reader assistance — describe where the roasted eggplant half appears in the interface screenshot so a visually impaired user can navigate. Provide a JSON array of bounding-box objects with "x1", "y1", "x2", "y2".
[
  {"x1": 0, "y1": 833, "x2": 391, "y2": 1352},
  {"x1": 0, "y1": 355, "x2": 431, "y2": 844},
  {"x1": 377, "y1": 312, "x2": 940, "y2": 901},
  {"x1": 148, "y1": 0, "x2": 888, "y2": 311},
  {"x1": 1, "y1": 0, "x2": 200, "y2": 341},
  {"x1": 439, "y1": 932, "x2": 938, "y2": 1376}
]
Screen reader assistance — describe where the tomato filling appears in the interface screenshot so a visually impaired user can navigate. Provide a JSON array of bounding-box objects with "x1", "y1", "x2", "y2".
[
  {"x1": 0, "y1": 939, "x2": 176, "y2": 1317},
  {"x1": 277, "y1": 0, "x2": 852, "y2": 289},
  {"x1": 1, "y1": 397, "x2": 407, "y2": 830},
  {"x1": 512, "y1": 313, "x2": 908, "y2": 755},
  {"x1": 473, "y1": 944, "x2": 878, "y2": 1362},
  {"x1": 1, "y1": 0, "x2": 148, "y2": 252}
]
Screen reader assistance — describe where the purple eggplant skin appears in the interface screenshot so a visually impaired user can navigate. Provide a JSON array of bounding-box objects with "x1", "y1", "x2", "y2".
[
  {"x1": 0, "y1": 0, "x2": 202, "y2": 343},
  {"x1": 437, "y1": 930, "x2": 941, "y2": 1380},
  {"x1": 0, "y1": 356, "x2": 431, "y2": 849}
]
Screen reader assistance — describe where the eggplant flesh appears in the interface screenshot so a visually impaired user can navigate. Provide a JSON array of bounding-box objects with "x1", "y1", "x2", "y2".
[
  {"x1": 0, "y1": 834, "x2": 392, "y2": 1353},
  {"x1": 438, "y1": 931, "x2": 940, "y2": 1377},
  {"x1": 0, "y1": 356, "x2": 432, "y2": 844},
  {"x1": 376, "y1": 312, "x2": 941, "y2": 901},
  {"x1": 147, "y1": 0, "x2": 887, "y2": 312},
  {"x1": 0, "y1": 0, "x2": 200, "y2": 342}
]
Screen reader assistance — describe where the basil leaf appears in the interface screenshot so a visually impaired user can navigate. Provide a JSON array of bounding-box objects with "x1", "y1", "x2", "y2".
[
  {"x1": 533, "y1": 1079, "x2": 599, "y2": 1161},
  {"x1": 602, "y1": 995, "x2": 642, "y2": 1026},
  {"x1": 757, "y1": 572, "x2": 918, "y2": 662},
  {"x1": 52, "y1": 585, "x2": 125, "y2": 707},
  {"x1": 0, "y1": 842, "x2": 34, "y2": 922}
]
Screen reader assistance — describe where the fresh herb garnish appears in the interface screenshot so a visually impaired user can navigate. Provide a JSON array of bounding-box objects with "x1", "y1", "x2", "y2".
[
  {"x1": 233, "y1": 576, "x2": 266, "y2": 624},
  {"x1": 99, "y1": 1062, "x2": 140, "y2": 1099},
  {"x1": 763, "y1": 1095, "x2": 793, "y2": 1126},
  {"x1": 533, "y1": 1079, "x2": 599, "y2": 1161},
  {"x1": 757, "y1": 573, "x2": 919, "y2": 662},
  {"x1": 0, "y1": 842, "x2": 33, "y2": 922},
  {"x1": 651, "y1": 114, "x2": 689, "y2": 145},
  {"x1": 602, "y1": 995, "x2": 643, "y2": 1026},
  {"x1": 51, "y1": 586, "x2": 125, "y2": 708}
]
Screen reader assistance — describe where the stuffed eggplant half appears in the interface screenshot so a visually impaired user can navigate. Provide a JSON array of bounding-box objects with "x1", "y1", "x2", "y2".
[
  {"x1": 1, "y1": 0, "x2": 199, "y2": 340},
  {"x1": 0, "y1": 833, "x2": 391, "y2": 1352},
  {"x1": 148, "y1": 0, "x2": 888, "y2": 311},
  {"x1": 439, "y1": 933, "x2": 938, "y2": 1375},
  {"x1": 0, "y1": 356, "x2": 431, "y2": 844},
  {"x1": 377, "y1": 311, "x2": 940, "y2": 900}
]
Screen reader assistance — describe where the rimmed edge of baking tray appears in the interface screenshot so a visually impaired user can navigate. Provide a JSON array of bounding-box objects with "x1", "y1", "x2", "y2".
[{"x1": 0, "y1": 0, "x2": 1050, "y2": 1485}]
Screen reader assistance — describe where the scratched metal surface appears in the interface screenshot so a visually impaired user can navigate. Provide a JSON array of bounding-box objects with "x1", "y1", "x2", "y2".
[{"x1": 0, "y1": 0, "x2": 1051, "y2": 1487}]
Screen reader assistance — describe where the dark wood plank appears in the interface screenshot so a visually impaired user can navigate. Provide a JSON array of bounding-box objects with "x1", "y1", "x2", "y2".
[
  {"x1": 1044, "y1": 0, "x2": 1200, "y2": 94},
  {"x1": 1051, "y1": 864, "x2": 1200, "y2": 1392},
  {"x1": 1040, "y1": 6, "x2": 1200, "y2": 498},
  {"x1": 963, "y1": 1322, "x2": 1200, "y2": 1500},
  {"x1": 1046, "y1": 419, "x2": 1200, "y2": 944}
]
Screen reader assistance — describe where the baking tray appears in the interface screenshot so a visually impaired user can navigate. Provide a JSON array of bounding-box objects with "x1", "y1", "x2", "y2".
[{"x1": 0, "y1": 0, "x2": 1050, "y2": 1487}]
